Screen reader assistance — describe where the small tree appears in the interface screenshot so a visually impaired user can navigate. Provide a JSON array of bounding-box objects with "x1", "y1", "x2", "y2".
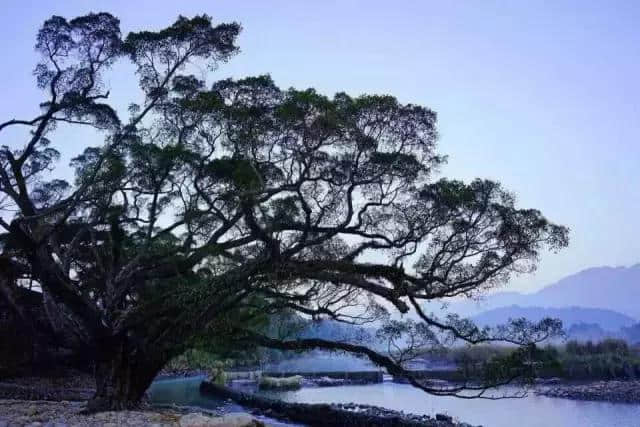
[{"x1": 0, "y1": 12, "x2": 568, "y2": 410}]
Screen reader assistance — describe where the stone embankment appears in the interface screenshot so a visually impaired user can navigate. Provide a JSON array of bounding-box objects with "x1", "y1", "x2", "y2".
[{"x1": 536, "y1": 380, "x2": 640, "y2": 403}]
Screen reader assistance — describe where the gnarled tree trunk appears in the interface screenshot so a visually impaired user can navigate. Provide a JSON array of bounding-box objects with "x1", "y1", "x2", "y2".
[{"x1": 86, "y1": 338, "x2": 166, "y2": 412}]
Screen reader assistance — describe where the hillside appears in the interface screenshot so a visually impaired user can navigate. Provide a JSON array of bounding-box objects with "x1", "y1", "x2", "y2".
[
  {"x1": 443, "y1": 264, "x2": 640, "y2": 319},
  {"x1": 472, "y1": 305, "x2": 636, "y2": 331}
]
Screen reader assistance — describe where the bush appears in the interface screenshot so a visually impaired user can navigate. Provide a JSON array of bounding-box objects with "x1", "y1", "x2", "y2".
[
  {"x1": 424, "y1": 339, "x2": 640, "y2": 381},
  {"x1": 165, "y1": 349, "x2": 224, "y2": 372},
  {"x1": 558, "y1": 339, "x2": 640, "y2": 380},
  {"x1": 259, "y1": 375, "x2": 303, "y2": 390}
]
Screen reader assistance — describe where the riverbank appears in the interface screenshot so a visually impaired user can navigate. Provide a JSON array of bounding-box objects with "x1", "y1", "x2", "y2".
[
  {"x1": 0, "y1": 399, "x2": 269, "y2": 426},
  {"x1": 7, "y1": 369, "x2": 640, "y2": 427},
  {"x1": 536, "y1": 380, "x2": 640, "y2": 403},
  {"x1": 201, "y1": 380, "x2": 478, "y2": 427},
  {"x1": 0, "y1": 371, "x2": 272, "y2": 426},
  {"x1": 0, "y1": 370, "x2": 94, "y2": 402}
]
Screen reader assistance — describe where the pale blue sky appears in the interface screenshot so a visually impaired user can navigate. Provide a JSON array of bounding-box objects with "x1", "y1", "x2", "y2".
[{"x1": 2, "y1": 1, "x2": 639, "y2": 292}]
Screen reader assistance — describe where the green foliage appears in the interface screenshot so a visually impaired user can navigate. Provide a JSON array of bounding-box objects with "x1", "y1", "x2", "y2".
[
  {"x1": 557, "y1": 339, "x2": 640, "y2": 380},
  {"x1": 206, "y1": 158, "x2": 263, "y2": 189},
  {"x1": 165, "y1": 348, "x2": 225, "y2": 373},
  {"x1": 442, "y1": 344, "x2": 561, "y2": 384},
  {"x1": 209, "y1": 360, "x2": 231, "y2": 385},
  {"x1": 259, "y1": 375, "x2": 303, "y2": 390},
  {"x1": 482, "y1": 344, "x2": 561, "y2": 384},
  {"x1": 123, "y1": 15, "x2": 240, "y2": 76},
  {"x1": 430, "y1": 340, "x2": 640, "y2": 381},
  {"x1": 449, "y1": 344, "x2": 514, "y2": 366}
]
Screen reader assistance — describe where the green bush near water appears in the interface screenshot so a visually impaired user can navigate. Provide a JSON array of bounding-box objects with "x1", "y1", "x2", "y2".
[
  {"x1": 555, "y1": 339, "x2": 640, "y2": 380},
  {"x1": 430, "y1": 339, "x2": 640, "y2": 381},
  {"x1": 259, "y1": 375, "x2": 303, "y2": 389}
]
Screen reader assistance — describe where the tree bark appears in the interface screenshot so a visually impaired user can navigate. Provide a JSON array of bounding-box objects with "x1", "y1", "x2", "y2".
[{"x1": 86, "y1": 338, "x2": 165, "y2": 412}]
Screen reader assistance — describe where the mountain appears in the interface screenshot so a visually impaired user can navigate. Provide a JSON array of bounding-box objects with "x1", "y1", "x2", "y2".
[
  {"x1": 441, "y1": 264, "x2": 640, "y2": 319},
  {"x1": 530, "y1": 265, "x2": 640, "y2": 319},
  {"x1": 472, "y1": 306, "x2": 636, "y2": 331}
]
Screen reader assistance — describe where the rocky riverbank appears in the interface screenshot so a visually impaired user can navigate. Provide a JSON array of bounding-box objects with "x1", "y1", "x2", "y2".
[
  {"x1": 0, "y1": 370, "x2": 94, "y2": 402},
  {"x1": 0, "y1": 371, "x2": 276, "y2": 426},
  {"x1": 536, "y1": 380, "x2": 640, "y2": 403},
  {"x1": 0, "y1": 399, "x2": 270, "y2": 426},
  {"x1": 1, "y1": 371, "x2": 481, "y2": 426}
]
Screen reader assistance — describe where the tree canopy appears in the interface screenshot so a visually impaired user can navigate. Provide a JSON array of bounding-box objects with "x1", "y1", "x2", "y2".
[{"x1": 0, "y1": 12, "x2": 568, "y2": 410}]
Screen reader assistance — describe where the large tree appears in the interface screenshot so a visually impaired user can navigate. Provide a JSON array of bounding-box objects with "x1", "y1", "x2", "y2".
[{"x1": 0, "y1": 13, "x2": 568, "y2": 410}]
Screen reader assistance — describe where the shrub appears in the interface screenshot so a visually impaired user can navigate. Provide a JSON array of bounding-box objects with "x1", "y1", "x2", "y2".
[{"x1": 259, "y1": 375, "x2": 303, "y2": 389}]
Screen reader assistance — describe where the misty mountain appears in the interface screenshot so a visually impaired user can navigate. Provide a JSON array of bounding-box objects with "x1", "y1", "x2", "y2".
[
  {"x1": 443, "y1": 264, "x2": 640, "y2": 319},
  {"x1": 472, "y1": 305, "x2": 636, "y2": 331}
]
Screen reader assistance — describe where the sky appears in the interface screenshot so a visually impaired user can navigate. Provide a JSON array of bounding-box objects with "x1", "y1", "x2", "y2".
[{"x1": 1, "y1": 0, "x2": 639, "y2": 293}]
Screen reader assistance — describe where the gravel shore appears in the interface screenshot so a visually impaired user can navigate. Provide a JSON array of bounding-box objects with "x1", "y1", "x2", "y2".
[
  {"x1": 0, "y1": 399, "x2": 267, "y2": 426},
  {"x1": 536, "y1": 380, "x2": 640, "y2": 403},
  {"x1": 0, "y1": 370, "x2": 94, "y2": 403}
]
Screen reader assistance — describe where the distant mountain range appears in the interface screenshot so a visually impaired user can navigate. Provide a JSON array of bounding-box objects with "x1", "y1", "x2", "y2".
[
  {"x1": 445, "y1": 264, "x2": 640, "y2": 320},
  {"x1": 472, "y1": 306, "x2": 636, "y2": 331}
]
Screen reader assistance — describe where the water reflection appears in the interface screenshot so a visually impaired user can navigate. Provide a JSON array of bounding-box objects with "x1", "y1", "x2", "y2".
[
  {"x1": 148, "y1": 376, "x2": 235, "y2": 411},
  {"x1": 148, "y1": 376, "x2": 298, "y2": 427}
]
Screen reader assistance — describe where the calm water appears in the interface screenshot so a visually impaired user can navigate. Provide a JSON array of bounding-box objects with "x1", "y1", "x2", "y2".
[
  {"x1": 149, "y1": 377, "x2": 640, "y2": 427},
  {"x1": 148, "y1": 376, "x2": 299, "y2": 427}
]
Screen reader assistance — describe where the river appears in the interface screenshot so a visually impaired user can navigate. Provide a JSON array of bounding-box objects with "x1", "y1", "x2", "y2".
[{"x1": 148, "y1": 376, "x2": 640, "y2": 427}]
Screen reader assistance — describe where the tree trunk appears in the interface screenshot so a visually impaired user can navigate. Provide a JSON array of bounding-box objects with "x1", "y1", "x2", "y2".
[{"x1": 86, "y1": 338, "x2": 165, "y2": 412}]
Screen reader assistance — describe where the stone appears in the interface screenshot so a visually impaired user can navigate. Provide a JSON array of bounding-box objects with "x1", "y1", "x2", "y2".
[
  {"x1": 179, "y1": 412, "x2": 264, "y2": 427},
  {"x1": 26, "y1": 404, "x2": 40, "y2": 416}
]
